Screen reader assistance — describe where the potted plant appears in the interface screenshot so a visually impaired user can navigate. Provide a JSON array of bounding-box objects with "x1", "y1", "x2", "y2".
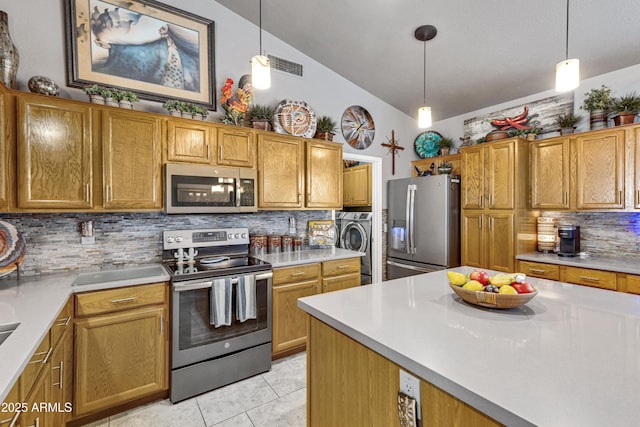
[
  {"x1": 192, "y1": 105, "x2": 209, "y2": 120},
  {"x1": 84, "y1": 84, "x2": 104, "y2": 104},
  {"x1": 248, "y1": 104, "x2": 274, "y2": 130},
  {"x1": 581, "y1": 85, "x2": 613, "y2": 130},
  {"x1": 163, "y1": 100, "x2": 182, "y2": 116},
  {"x1": 610, "y1": 92, "x2": 640, "y2": 126},
  {"x1": 117, "y1": 90, "x2": 138, "y2": 109},
  {"x1": 437, "y1": 160, "x2": 453, "y2": 175},
  {"x1": 314, "y1": 115, "x2": 338, "y2": 141},
  {"x1": 554, "y1": 112, "x2": 582, "y2": 135},
  {"x1": 508, "y1": 127, "x2": 542, "y2": 141},
  {"x1": 439, "y1": 136, "x2": 454, "y2": 155},
  {"x1": 179, "y1": 101, "x2": 194, "y2": 118},
  {"x1": 99, "y1": 87, "x2": 118, "y2": 107}
]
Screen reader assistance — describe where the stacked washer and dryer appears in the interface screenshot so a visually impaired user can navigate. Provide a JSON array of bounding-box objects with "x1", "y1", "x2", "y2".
[{"x1": 336, "y1": 212, "x2": 373, "y2": 285}]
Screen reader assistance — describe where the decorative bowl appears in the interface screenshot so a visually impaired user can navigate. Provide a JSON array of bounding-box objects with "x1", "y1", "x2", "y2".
[
  {"x1": 27, "y1": 76, "x2": 60, "y2": 96},
  {"x1": 449, "y1": 282, "x2": 538, "y2": 309}
]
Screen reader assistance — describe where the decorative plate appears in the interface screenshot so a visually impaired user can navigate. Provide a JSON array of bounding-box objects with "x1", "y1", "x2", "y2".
[
  {"x1": 0, "y1": 220, "x2": 27, "y2": 278},
  {"x1": 341, "y1": 106, "x2": 375, "y2": 150},
  {"x1": 273, "y1": 99, "x2": 317, "y2": 138},
  {"x1": 414, "y1": 131, "x2": 442, "y2": 158}
]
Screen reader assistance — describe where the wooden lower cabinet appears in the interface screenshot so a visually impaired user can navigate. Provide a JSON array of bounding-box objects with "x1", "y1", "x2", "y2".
[
  {"x1": 272, "y1": 258, "x2": 361, "y2": 359},
  {"x1": 517, "y1": 260, "x2": 560, "y2": 281},
  {"x1": 461, "y1": 211, "x2": 515, "y2": 272},
  {"x1": 516, "y1": 260, "x2": 626, "y2": 293},
  {"x1": 307, "y1": 316, "x2": 502, "y2": 427},
  {"x1": 74, "y1": 283, "x2": 168, "y2": 417}
]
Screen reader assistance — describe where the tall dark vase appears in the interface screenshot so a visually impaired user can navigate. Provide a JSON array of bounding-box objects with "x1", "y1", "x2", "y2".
[
  {"x1": 0, "y1": 11, "x2": 19, "y2": 89},
  {"x1": 589, "y1": 109, "x2": 607, "y2": 130}
]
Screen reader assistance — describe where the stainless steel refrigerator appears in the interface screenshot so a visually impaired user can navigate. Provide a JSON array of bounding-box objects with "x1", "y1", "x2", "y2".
[{"x1": 387, "y1": 174, "x2": 460, "y2": 279}]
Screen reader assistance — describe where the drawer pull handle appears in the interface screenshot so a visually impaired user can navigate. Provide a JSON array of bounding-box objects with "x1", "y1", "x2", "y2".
[
  {"x1": 529, "y1": 268, "x2": 546, "y2": 273},
  {"x1": 26, "y1": 417, "x2": 40, "y2": 427},
  {"x1": 290, "y1": 272, "x2": 306, "y2": 276},
  {"x1": 29, "y1": 347, "x2": 53, "y2": 365},
  {"x1": 578, "y1": 275, "x2": 600, "y2": 282},
  {"x1": 111, "y1": 297, "x2": 136, "y2": 304},
  {"x1": 56, "y1": 316, "x2": 71, "y2": 327},
  {"x1": 337, "y1": 265, "x2": 350, "y2": 269},
  {"x1": 1, "y1": 413, "x2": 18, "y2": 425},
  {"x1": 52, "y1": 361, "x2": 63, "y2": 389}
]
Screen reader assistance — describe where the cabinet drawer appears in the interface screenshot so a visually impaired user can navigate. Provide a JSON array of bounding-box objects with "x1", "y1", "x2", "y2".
[
  {"x1": 75, "y1": 282, "x2": 167, "y2": 317},
  {"x1": 518, "y1": 261, "x2": 559, "y2": 280},
  {"x1": 322, "y1": 258, "x2": 360, "y2": 277},
  {"x1": 323, "y1": 273, "x2": 360, "y2": 293},
  {"x1": 50, "y1": 297, "x2": 73, "y2": 348},
  {"x1": 20, "y1": 333, "x2": 51, "y2": 401},
  {"x1": 273, "y1": 263, "x2": 321, "y2": 286},
  {"x1": 565, "y1": 267, "x2": 617, "y2": 291},
  {"x1": 625, "y1": 274, "x2": 640, "y2": 295}
]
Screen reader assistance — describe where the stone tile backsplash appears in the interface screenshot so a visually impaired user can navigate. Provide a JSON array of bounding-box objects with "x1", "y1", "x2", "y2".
[{"x1": 0, "y1": 211, "x2": 331, "y2": 278}]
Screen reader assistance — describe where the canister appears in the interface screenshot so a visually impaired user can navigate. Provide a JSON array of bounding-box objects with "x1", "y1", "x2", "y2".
[
  {"x1": 281, "y1": 235, "x2": 293, "y2": 252},
  {"x1": 268, "y1": 234, "x2": 282, "y2": 254},
  {"x1": 293, "y1": 236, "x2": 304, "y2": 251},
  {"x1": 536, "y1": 217, "x2": 557, "y2": 253},
  {"x1": 249, "y1": 234, "x2": 267, "y2": 255}
]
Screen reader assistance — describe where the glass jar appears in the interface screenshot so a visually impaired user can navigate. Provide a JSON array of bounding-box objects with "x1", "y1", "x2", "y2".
[
  {"x1": 249, "y1": 234, "x2": 267, "y2": 255},
  {"x1": 281, "y1": 235, "x2": 293, "y2": 252},
  {"x1": 293, "y1": 236, "x2": 304, "y2": 251},
  {"x1": 268, "y1": 235, "x2": 281, "y2": 254}
]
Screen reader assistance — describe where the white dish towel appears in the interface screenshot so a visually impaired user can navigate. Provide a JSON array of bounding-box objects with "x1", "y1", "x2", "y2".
[
  {"x1": 236, "y1": 274, "x2": 257, "y2": 322},
  {"x1": 210, "y1": 277, "x2": 232, "y2": 328}
]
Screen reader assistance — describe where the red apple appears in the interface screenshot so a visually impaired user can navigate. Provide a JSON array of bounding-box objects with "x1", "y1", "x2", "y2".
[
  {"x1": 512, "y1": 282, "x2": 535, "y2": 294},
  {"x1": 469, "y1": 270, "x2": 490, "y2": 286}
]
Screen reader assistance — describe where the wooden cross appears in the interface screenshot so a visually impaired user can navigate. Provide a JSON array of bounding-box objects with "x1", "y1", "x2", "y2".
[{"x1": 381, "y1": 130, "x2": 404, "y2": 175}]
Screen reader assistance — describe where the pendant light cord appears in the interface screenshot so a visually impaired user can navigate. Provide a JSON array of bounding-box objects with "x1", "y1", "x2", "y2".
[
  {"x1": 423, "y1": 40, "x2": 427, "y2": 105},
  {"x1": 259, "y1": 0, "x2": 263, "y2": 56},
  {"x1": 565, "y1": 0, "x2": 569, "y2": 60}
]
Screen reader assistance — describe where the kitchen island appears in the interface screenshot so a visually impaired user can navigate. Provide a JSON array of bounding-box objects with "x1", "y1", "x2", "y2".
[{"x1": 298, "y1": 266, "x2": 640, "y2": 426}]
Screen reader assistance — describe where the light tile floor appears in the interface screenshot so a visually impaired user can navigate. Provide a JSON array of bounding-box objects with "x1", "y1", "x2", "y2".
[{"x1": 82, "y1": 352, "x2": 306, "y2": 427}]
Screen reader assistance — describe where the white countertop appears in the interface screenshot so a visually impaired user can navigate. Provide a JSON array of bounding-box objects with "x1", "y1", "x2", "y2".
[
  {"x1": 255, "y1": 247, "x2": 364, "y2": 267},
  {"x1": 0, "y1": 264, "x2": 170, "y2": 402},
  {"x1": 298, "y1": 266, "x2": 640, "y2": 427},
  {"x1": 516, "y1": 251, "x2": 640, "y2": 275}
]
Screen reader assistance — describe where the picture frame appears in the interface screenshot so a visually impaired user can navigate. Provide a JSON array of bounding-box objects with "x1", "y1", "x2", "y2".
[{"x1": 64, "y1": 0, "x2": 216, "y2": 109}]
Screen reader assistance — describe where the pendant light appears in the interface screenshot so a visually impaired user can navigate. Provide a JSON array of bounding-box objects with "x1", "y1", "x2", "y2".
[
  {"x1": 555, "y1": 0, "x2": 579, "y2": 92},
  {"x1": 251, "y1": 0, "x2": 271, "y2": 89},
  {"x1": 415, "y1": 25, "x2": 437, "y2": 128}
]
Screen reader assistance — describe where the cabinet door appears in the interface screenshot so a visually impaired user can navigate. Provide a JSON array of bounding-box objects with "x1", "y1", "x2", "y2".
[
  {"x1": 634, "y1": 127, "x2": 640, "y2": 209},
  {"x1": 323, "y1": 273, "x2": 360, "y2": 293},
  {"x1": 74, "y1": 306, "x2": 167, "y2": 416},
  {"x1": 49, "y1": 329, "x2": 73, "y2": 427},
  {"x1": 349, "y1": 164, "x2": 372, "y2": 206},
  {"x1": 461, "y1": 146, "x2": 485, "y2": 209},
  {"x1": 17, "y1": 95, "x2": 93, "y2": 209},
  {"x1": 306, "y1": 140, "x2": 343, "y2": 209},
  {"x1": 530, "y1": 138, "x2": 570, "y2": 209},
  {"x1": 102, "y1": 110, "x2": 162, "y2": 210},
  {"x1": 272, "y1": 280, "x2": 321, "y2": 357},
  {"x1": 461, "y1": 210, "x2": 485, "y2": 268},
  {"x1": 257, "y1": 134, "x2": 304, "y2": 208},
  {"x1": 22, "y1": 365, "x2": 51, "y2": 427},
  {"x1": 0, "y1": 93, "x2": 9, "y2": 211},
  {"x1": 487, "y1": 213, "x2": 514, "y2": 272},
  {"x1": 574, "y1": 130, "x2": 625, "y2": 209},
  {"x1": 342, "y1": 168, "x2": 352, "y2": 206},
  {"x1": 486, "y1": 140, "x2": 515, "y2": 209},
  {"x1": 166, "y1": 119, "x2": 213, "y2": 164},
  {"x1": 217, "y1": 127, "x2": 255, "y2": 167}
]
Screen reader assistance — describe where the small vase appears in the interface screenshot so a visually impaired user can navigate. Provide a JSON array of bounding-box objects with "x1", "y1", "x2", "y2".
[
  {"x1": 193, "y1": 113, "x2": 204, "y2": 121},
  {"x1": 181, "y1": 111, "x2": 193, "y2": 119},
  {"x1": 89, "y1": 94, "x2": 105, "y2": 105},
  {"x1": 559, "y1": 127, "x2": 575, "y2": 135},
  {"x1": 169, "y1": 109, "x2": 181, "y2": 117},
  {"x1": 0, "y1": 11, "x2": 19, "y2": 89},
  {"x1": 526, "y1": 133, "x2": 537, "y2": 141},
  {"x1": 589, "y1": 110, "x2": 608, "y2": 130},
  {"x1": 612, "y1": 113, "x2": 636, "y2": 126},
  {"x1": 118, "y1": 99, "x2": 133, "y2": 109},
  {"x1": 252, "y1": 120, "x2": 272, "y2": 131},
  {"x1": 440, "y1": 147, "x2": 450, "y2": 156},
  {"x1": 105, "y1": 97, "x2": 118, "y2": 107}
]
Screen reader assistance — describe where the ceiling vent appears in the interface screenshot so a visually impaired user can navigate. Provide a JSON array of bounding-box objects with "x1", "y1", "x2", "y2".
[{"x1": 268, "y1": 54, "x2": 304, "y2": 78}]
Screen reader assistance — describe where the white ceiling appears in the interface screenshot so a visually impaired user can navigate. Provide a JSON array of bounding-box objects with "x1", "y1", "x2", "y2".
[{"x1": 214, "y1": 0, "x2": 640, "y2": 122}]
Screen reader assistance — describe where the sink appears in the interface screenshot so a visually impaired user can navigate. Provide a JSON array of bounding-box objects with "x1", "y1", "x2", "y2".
[
  {"x1": 73, "y1": 265, "x2": 167, "y2": 286},
  {"x1": 0, "y1": 322, "x2": 19, "y2": 346}
]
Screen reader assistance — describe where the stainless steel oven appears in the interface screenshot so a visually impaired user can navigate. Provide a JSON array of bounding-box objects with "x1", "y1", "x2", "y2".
[
  {"x1": 165, "y1": 163, "x2": 257, "y2": 214},
  {"x1": 163, "y1": 228, "x2": 272, "y2": 402}
]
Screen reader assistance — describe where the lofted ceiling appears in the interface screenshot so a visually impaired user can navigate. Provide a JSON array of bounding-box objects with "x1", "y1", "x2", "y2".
[{"x1": 215, "y1": 0, "x2": 640, "y2": 122}]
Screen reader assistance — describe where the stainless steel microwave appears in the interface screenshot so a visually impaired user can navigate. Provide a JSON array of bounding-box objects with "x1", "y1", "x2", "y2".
[{"x1": 165, "y1": 163, "x2": 257, "y2": 214}]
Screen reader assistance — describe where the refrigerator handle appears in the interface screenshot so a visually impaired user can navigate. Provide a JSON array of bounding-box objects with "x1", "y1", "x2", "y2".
[
  {"x1": 409, "y1": 184, "x2": 416, "y2": 255},
  {"x1": 405, "y1": 184, "x2": 412, "y2": 254}
]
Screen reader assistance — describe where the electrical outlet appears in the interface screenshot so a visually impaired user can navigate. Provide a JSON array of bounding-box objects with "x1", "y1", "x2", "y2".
[{"x1": 400, "y1": 369, "x2": 421, "y2": 420}]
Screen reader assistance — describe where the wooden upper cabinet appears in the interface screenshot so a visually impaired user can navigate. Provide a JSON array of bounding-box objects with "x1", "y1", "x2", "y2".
[
  {"x1": 217, "y1": 127, "x2": 255, "y2": 167},
  {"x1": 486, "y1": 140, "x2": 515, "y2": 210},
  {"x1": 574, "y1": 129, "x2": 625, "y2": 209},
  {"x1": 101, "y1": 110, "x2": 162, "y2": 210},
  {"x1": 166, "y1": 118, "x2": 214, "y2": 164},
  {"x1": 461, "y1": 145, "x2": 485, "y2": 209},
  {"x1": 634, "y1": 127, "x2": 640, "y2": 209},
  {"x1": 306, "y1": 140, "x2": 342, "y2": 209},
  {"x1": 530, "y1": 137, "x2": 570, "y2": 209},
  {"x1": 17, "y1": 94, "x2": 93, "y2": 209},
  {"x1": 344, "y1": 163, "x2": 372, "y2": 207},
  {"x1": 0, "y1": 92, "x2": 9, "y2": 210},
  {"x1": 257, "y1": 133, "x2": 304, "y2": 208}
]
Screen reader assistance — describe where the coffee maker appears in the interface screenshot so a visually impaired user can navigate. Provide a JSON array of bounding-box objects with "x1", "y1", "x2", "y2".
[{"x1": 557, "y1": 225, "x2": 580, "y2": 257}]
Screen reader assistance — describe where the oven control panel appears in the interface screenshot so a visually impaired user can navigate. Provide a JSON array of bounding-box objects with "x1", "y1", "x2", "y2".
[{"x1": 163, "y1": 228, "x2": 249, "y2": 250}]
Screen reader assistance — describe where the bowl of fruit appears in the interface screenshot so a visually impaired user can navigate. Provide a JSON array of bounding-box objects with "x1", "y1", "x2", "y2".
[{"x1": 447, "y1": 270, "x2": 538, "y2": 309}]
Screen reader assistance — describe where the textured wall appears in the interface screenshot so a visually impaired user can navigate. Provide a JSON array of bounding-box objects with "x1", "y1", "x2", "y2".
[
  {"x1": 0, "y1": 211, "x2": 330, "y2": 278},
  {"x1": 541, "y1": 212, "x2": 640, "y2": 259}
]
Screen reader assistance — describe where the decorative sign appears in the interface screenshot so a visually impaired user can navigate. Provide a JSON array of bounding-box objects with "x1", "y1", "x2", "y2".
[{"x1": 463, "y1": 93, "x2": 573, "y2": 143}]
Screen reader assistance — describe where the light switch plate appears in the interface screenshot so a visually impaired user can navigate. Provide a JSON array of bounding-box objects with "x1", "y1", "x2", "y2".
[{"x1": 81, "y1": 236, "x2": 95, "y2": 245}]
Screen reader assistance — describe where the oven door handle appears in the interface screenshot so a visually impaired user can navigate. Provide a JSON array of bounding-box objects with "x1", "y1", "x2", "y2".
[
  {"x1": 255, "y1": 271, "x2": 273, "y2": 281},
  {"x1": 173, "y1": 281, "x2": 213, "y2": 292}
]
